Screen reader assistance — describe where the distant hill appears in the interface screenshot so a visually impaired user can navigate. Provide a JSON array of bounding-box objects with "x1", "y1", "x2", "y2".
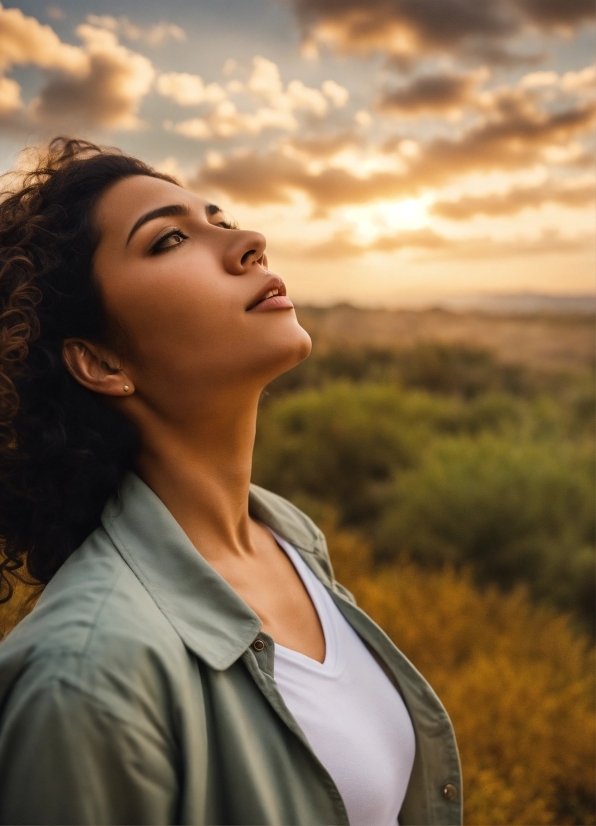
[
  {"x1": 428, "y1": 293, "x2": 596, "y2": 315},
  {"x1": 294, "y1": 304, "x2": 595, "y2": 372}
]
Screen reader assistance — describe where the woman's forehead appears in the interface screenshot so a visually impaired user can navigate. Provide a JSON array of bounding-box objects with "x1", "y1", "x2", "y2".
[{"x1": 96, "y1": 176, "x2": 208, "y2": 227}]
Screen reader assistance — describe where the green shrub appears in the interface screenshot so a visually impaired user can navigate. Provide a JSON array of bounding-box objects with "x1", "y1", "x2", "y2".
[
  {"x1": 264, "y1": 343, "x2": 558, "y2": 401},
  {"x1": 253, "y1": 380, "x2": 595, "y2": 630},
  {"x1": 376, "y1": 433, "x2": 593, "y2": 621}
]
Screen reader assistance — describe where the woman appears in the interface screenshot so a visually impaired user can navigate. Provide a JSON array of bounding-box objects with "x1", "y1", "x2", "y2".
[{"x1": 0, "y1": 138, "x2": 461, "y2": 826}]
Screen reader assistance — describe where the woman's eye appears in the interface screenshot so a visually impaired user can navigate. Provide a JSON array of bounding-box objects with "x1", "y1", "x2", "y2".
[{"x1": 151, "y1": 229, "x2": 187, "y2": 254}]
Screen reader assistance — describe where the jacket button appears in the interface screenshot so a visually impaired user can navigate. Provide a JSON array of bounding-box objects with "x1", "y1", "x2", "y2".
[
  {"x1": 252, "y1": 639, "x2": 266, "y2": 652},
  {"x1": 442, "y1": 783, "x2": 458, "y2": 801}
]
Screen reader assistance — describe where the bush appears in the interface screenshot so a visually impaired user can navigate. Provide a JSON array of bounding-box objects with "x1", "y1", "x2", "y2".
[
  {"x1": 264, "y1": 342, "x2": 577, "y2": 402},
  {"x1": 255, "y1": 383, "x2": 424, "y2": 525},
  {"x1": 254, "y1": 383, "x2": 523, "y2": 527},
  {"x1": 375, "y1": 433, "x2": 595, "y2": 629},
  {"x1": 254, "y1": 380, "x2": 594, "y2": 632}
]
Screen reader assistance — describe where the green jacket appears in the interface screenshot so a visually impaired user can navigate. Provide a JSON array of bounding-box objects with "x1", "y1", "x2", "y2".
[{"x1": 0, "y1": 472, "x2": 462, "y2": 825}]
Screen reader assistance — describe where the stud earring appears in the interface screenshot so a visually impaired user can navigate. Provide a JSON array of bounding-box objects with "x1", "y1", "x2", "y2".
[{"x1": 123, "y1": 385, "x2": 130, "y2": 392}]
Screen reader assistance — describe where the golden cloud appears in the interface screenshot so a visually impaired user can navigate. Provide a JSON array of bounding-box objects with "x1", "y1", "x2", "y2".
[
  {"x1": 298, "y1": 228, "x2": 594, "y2": 261},
  {"x1": 0, "y1": 10, "x2": 156, "y2": 131},
  {"x1": 443, "y1": 230, "x2": 594, "y2": 261},
  {"x1": 298, "y1": 227, "x2": 449, "y2": 258},
  {"x1": 376, "y1": 70, "x2": 483, "y2": 117},
  {"x1": 165, "y1": 103, "x2": 299, "y2": 139},
  {"x1": 156, "y1": 72, "x2": 226, "y2": 106},
  {"x1": 162, "y1": 56, "x2": 348, "y2": 140},
  {"x1": 0, "y1": 75, "x2": 21, "y2": 113},
  {"x1": 86, "y1": 15, "x2": 186, "y2": 46},
  {"x1": 31, "y1": 25, "x2": 155, "y2": 130},
  {"x1": 192, "y1": 88, "x2": 595, "y2": 210},
  {"x1": 286, "y1": 0, "x2": 594, "y2": 64},
  {"x1": 277, "y1": 225, "x2": 592, "y2": 262},
  {"x1": 286, "y1": 130, "x2": 365, "y2": 159},
  {"x1": 431, "y1": 181, "x2": 595, "y2": 219},
  {"x1": 0, "y1": 5, "x2": 85, "y2": 73},
  {"x1": 194, "y1": 149, "x2": 414, "y2": 207}
]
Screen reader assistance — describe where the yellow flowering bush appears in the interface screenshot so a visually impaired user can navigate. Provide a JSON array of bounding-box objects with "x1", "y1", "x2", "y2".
[{"x1": 325, "y1": 516, "x2": 595, "y2": 825}]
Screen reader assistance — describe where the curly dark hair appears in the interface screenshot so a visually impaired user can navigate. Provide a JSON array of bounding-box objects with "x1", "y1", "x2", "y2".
[{"x1": 0, "y1": 137, "x2": 177, "y2": 601}]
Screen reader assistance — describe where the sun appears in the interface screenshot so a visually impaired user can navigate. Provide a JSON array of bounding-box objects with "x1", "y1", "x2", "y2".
[{"x1": 343, "y1": 198, "x2": 431, "y2": 243}]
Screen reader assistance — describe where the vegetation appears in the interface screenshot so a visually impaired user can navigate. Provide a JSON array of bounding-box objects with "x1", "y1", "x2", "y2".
[
  {"x1": 323, "y1": 515, "x2": 595, "y2": 826},
  {"x1": 255, "y1": 344, "x2": 595, "y2": 635},
  {"x1": 252, "y1": 341, "x2": 595, "y2": 824},
  {"x1": 1, "y1": 338, "x2": 594, "y2": 824}
]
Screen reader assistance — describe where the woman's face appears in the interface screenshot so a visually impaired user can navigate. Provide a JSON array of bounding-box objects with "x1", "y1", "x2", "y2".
[{"x1": 91, "y1": 174, "x2": 311, "y2": 411}]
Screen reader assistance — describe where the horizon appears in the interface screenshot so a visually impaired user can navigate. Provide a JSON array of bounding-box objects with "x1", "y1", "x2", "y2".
[{"x1": 295, "y1": 291, "x2": 596, "y2": 312}]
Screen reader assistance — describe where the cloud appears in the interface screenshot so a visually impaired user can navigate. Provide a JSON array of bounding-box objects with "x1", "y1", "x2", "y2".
[
  {"x1": 46, "y1": 6, "x2": 65, "y2": 21},
  {"x1": 164, "y1": 56, "x2": 348, "y2": 139},
  {"x1": 516, "y1": 0, "x2": 594, "y2": 29},
  {"x1": 0, "y1": 75, "x2": 21, "y2": 113},
  {"x1": 156, "y1": 72, "x2": 226, "y2": 105},
  {"x1": 165, "y1": 102, "x2": 299, "y2": 139},
  {"x1": 382, "y1": 85, "x2": 596, "y2": 191},
  {"x1": 559, "y1": 65, "x2": 596, "y2": 93},
  {"x1": 193, "y1": 149, "x2": 412, "y2": 207},
  {"x1": 0, "y1": 10, "x2": 156, "y2": 131},
  {"x1": 31, "y1": 24, "x2": 155, "y2": 130},
  {"x1": 286, "y1": 130, "x2": 365, "y2": 159},
  {"x1": 377, "y1": 70, "x2": 483, "y2": 117},
  {"x1": 245, "y1": 56, "x2": 331, "y2": 115},
  {"x1": 297, "y1": 226, "x2": 592, "y2": 261},
  {"x1": 0, "y1": 5, "x2": 85, "y2": 73},
  {"x1": 281, "y1": 223, "x2": 593, "y2": 261},
  {"x1": 427, "y1": 103, "x2": 592, "y2": 173},
  {"x1": 86, "y1": 15, "x2": 186, "y2": 46},
  {"x1": 192, "y1": 89, "x2": 595, "y2": 210},
  {"x1": 322, "y1": 79, "x2": 350, "y2": 107},
  {"x1": 286, "y1": 0, "x2": 594, "y2": 65},
  {"x1": 431, "y1": 181, "x2": 595, "y2": 219},
  {"x1": 521, "y1": 64, "x2": 596, "y2": 94},
  {"x1": 444, "y1": 229, "x2": 594, "y2": 260},
  {"x1": 299, "y1": 227, "x2": 449, "y2": 258}
]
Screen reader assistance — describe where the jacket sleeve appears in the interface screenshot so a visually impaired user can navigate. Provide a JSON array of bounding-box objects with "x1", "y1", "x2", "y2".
[{"x1": 0, "y1": 674, "x2": 178, "y2": 825}]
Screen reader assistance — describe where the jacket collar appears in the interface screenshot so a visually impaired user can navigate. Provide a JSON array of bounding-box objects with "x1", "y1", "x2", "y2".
[{"x1": 101, "y1": 472, "x2": 322, "y2": 671}]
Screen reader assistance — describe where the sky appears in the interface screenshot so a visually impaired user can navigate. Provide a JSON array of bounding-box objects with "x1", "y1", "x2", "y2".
[{"x1": 0, "y1": 0, "x2": 594, "y2": 307}]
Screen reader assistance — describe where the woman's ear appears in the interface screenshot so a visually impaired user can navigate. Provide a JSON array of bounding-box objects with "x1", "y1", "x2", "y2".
[{"x1": 62, "y1": 339, "x2": 135, "y2": 397}]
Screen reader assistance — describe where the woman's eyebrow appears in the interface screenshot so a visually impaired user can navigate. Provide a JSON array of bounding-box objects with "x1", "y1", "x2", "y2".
[{"x1": 126, "y1": 203, "x2": 191, "y2": 246}]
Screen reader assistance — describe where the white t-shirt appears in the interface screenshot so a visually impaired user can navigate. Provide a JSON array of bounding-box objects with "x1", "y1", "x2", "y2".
[{"x1": 270, "y1": 530, "x2": 416, "y2": 826}]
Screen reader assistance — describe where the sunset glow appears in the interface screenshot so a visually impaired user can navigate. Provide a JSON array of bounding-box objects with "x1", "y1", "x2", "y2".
[{"x1": 0, "y1": 0, "x2": 593, "y2": 305}]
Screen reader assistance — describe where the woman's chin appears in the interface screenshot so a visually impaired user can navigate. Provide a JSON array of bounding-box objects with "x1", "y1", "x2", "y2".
[
  {"x1": 292, "y1": 322, "x2": 312, "y2": 358},
  {"x1": 260, "y1": 322, "x2": 312, "y2": 382}
]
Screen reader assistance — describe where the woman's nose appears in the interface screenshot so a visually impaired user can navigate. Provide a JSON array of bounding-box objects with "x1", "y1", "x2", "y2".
[{"x1": 223, "y1": 230, "x2": 267, "y2": 275}]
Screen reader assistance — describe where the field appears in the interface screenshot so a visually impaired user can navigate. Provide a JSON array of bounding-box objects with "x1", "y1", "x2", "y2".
[
  {"x1": 1, "y1": 306, "x2": 594, "y2": 825},
  {"x1": 296, "y1": 305, "x2": 595, "y2": 372}
]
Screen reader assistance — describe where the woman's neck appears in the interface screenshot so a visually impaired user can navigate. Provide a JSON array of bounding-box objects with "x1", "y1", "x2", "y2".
[{"x1": 133, "y1": 387, "x2": 262, "y2": 563}]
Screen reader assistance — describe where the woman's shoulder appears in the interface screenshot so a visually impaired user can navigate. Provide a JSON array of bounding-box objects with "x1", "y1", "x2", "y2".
[{"x1": 0, "y1": 525, "x2": 189, "y2": 720}]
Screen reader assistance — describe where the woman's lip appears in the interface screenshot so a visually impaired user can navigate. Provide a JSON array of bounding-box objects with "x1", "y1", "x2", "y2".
[
  {"x1": 247, "y1": 295, "x2": 294, "y2": 312},
  {"x1": 246, "y1": 274, "x2": 287, "y2": 310}
]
